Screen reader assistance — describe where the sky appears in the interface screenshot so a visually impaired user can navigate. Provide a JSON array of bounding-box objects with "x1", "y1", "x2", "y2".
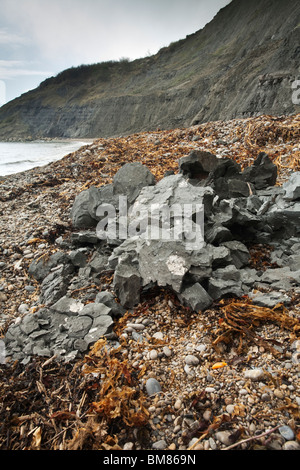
[{"x1": 0, "y1": 0, "x2": 231, "y2": 105}]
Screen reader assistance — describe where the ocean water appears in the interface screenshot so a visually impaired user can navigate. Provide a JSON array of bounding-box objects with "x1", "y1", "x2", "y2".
[{"x1": 0, "y1": 140, "x2": 92, "y2": 176}]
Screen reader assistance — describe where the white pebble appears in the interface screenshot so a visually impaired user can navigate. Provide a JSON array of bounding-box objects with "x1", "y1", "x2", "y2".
[
  {"x1": 163, "y1": 346, "x2": 172, "y2": 357},
  {"x1": 149, "y1": 350, "x2": 158, "y2": 360},
  {"x1": 184, "y1": 355, "x2": 199, "y2": 366},
  {"x1": 244, "y1": 368, "x2": 265, "y2": 381}
]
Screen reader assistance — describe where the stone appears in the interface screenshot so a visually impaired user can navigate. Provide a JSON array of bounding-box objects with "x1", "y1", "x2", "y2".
[
  {"x1": 95, "y1": 291, "x2": 126, "y2": 317},
  {"x1": 113, "y1": 162, "x2": 156, "y2": 204},
  {"x1": 178, "y1": 283, "x2": 213, "y2": 312},
  {"x1": 222, "y1": 241, "x2": 250, "y2": 269},
  {"x1": 178, "y1": 150, "x2": 220, "y2": 180},
  {"x1": 283, "y1": 172, "x2": 300, "y2": 201},
  {"x1": 242, "y1": 152, "x2": 277, "y2": 189},
  {"x1": 113, "y1": 255, "x2": 141, "y2": 308},
  {"x1": 185, "y1": 355, "x2": 200, "y2": 366},
  {"x1": 152, "y1": 440, "x2": 167, "y2": 450},
  {"x1": 70, "y1": 189, "x2": 97, "y2": 228},
  {"x1": 69, "y1": 249, "x2": 87, "y2": 267},
  {"x1": 145, "y1": 378, "x2": 162, "y2": 396},
  {"x1": 88, "y1": 252, "x2": 108, "y2": 273},
  {"x1": 279, "y1": 425, "x2": 295, "y2": 441},
  {"x1": 249, "y1": 291, "x2": 291, "y2": 308},
  {"x1": 50, "y1": 296, "x2": 84, "y2": 316},
  {"x1": 244, "y1": 368, "x2": 265, "y2": 381},
  {"x1": 29, "y1": 251, "x2": 71, "y2": 282},
  {"x1": 80, "y1": 302, "x2": 112, "y2": 318},
  {"x1": 208, "y1": 277, "x2": 243, "y2": 300},
  {"x1": 71, "y1": 231, "x2": 99, "y2": 245}
]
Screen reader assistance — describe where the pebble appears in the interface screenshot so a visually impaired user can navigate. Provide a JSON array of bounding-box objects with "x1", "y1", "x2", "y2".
[
  {"x1": 174, "y1": 399, "x2": 182, "y2": 410},
  {"x1": 163, "y1": 346, "x2": 172, "y2": 357},
  {"x1": 279, "y1": 425, "x2": 295, "y2": 441},
  {"x1": 152, "y1": 439, "x2": 167, "y2": 450},
  {"x1": 184, "y1": 355, "x2": 199, "y2": 366},
  {"x1": 215, "y1": 431, "x2": 233, "y2": 446},
  {"x1": 149, "y1": 350, "x2": 158, "y2": 360},
  {"x1": 282, "y1": 441, "x2": 300, "y2": 450},
  {"x1": 244, "y1": 368, "x2": 265, "y2": 381},
  {"x1": 145, "y1": 378, "x2": 162, "y2": 396}
]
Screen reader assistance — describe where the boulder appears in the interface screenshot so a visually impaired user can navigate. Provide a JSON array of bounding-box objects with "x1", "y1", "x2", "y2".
[
  {"x1": 242, "y1": 152, "x2": 277, "y2": 189},
  {"x1": 113, "y1": 162, "x2": 156, "y2": 204},
  {"x1": 283, "y1": 172, "x2": 300, "y2": 201},
  {"x1": 178, "y1": 283, "x2": 213, "y2": 312},
  {"x1": 71, "y1": 190, "x2": 97, "y2": 228},
  {"x1": 113, "y1": 254, "x2": 142, "y2": 309}
]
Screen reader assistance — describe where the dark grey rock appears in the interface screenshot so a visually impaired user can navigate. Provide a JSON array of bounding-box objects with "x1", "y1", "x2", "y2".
[
  {"x1": 208, "y1": 277, "x2": 243, "y2": 300},
  {"x1": 179, "y1": 283, "x2": 213, "y2": 312},
  {"x1": 69, "y1": 249, "x2": 87, "y2": 267},
  {"x1": 205, "y1": 223, "x2": 232, "y2": 244},
  {"x1": 29, "y1": 251, "x2": 71, "y2": 282},
  {"x1": 71, "y1": 231, "x2": 99, "y2": 245},
  {"x1": 222, "y1": 241, "x2": 250, "y2": 269},
  {"x1": 250, "y1": 291, "x2": 291, "y2": 308},
  {"x1": 113, "y1": 162, "x2": 156, "y2": 204},
  {"x1": 178, "y1": 150, "x2": 220, "y2": 180},
  {"x1": 84, "y1": 315, "x2": 114, "y2": 347},
  {"x1": 80, "y1": 302, "x2": 112, "y2": 318},
  {"x1": 95, "y1": 291, "x2": 126, "y2": 317},
  {"x1": 88, "y1": 252, "x2": 108, "y2": 272},
  {"x1": 50, "y1": 296, "x2": 84, "y2": 315},
  {"x1": 283, "y1": 172, "x2": 300, "y2": 201},
  {"x1": 71, "y1": 189, "x2": 97, "y2": 228},
  {"x1": 242, "y1": 152, "x2": 277, "y2": 190},
  {"x1": 113, "y1": 255, "x2": 142, "y2": 308},
  {"x1": 39, "y1": 269, "x2": 72, "y2": 306}
]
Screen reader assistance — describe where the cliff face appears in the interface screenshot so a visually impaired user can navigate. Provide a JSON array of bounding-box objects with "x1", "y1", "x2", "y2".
[{"x1": 0, "y1": 0, "x2": 299, "y2": 140}]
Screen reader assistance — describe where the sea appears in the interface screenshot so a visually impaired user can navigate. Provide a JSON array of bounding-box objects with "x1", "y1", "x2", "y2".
[{"x1": 0, "y1": 140, "x2": 92, "y2": 177}]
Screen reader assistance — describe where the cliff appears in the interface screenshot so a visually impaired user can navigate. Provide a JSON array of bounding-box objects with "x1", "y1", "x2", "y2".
[{"x1": 0, "y1": 0, "x2": 299, "y2": 140}]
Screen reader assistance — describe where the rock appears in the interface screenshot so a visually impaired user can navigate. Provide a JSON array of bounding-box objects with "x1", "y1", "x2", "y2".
[
  {"x1": 221, "y1": 241, "x2": 250, "y2": 269},
  {"x1": 70, "y1": 190, "x2": 97, "y2": 228},
  {"x1": 50, "y1": 296, "x2": 84, "y2": 316},
  {"x1": 244, "y1": 368, "x2": 265, "y2": 381},
  {"x1": 152, "y1": 440, "x2": 167, "y2": 450},
  {"x1": 29, "y1": 251, "x2": 71, "y2": 282},
  {"x1": 71, "y1": 231, "x2": 99, "y2": 245},
  {"x1": 249, "y1": 291, "x2": 291, "y2": 308},
  {"x1": 279, "y1": 425, "x2": 295, "y2": 441},
  {"x1": 184, "y1": 355, "x2": 200, "y2": 366},
  {"x1": 215, "y1": 430, "x2": 233, "y2": 446},
  {"x1": 283, "y1": 172, "x2": 300, "y2": 200},
  {"x1": 208, "y1": 276, "x2": 243, "y2": 300},
  {"x1": 178, "y1": 150, "x2": 220, "y2": 180},
  {"x1": 113, "y1": 162, "x2": 156, "y2": 204},
  {"x1": 282, "y1": 441, "x2": 300, "y2": 450},
  {"x1": 69, "y1": 249, "x2": 87, "y2": 267},
  {"x1": 88, "y1": 252, "x2": 108, "y2": 273},
  {"x1": 95, "y1": 291, "x2": 126, "y2": 317},
  {"x1": 113, "y1": 255, "x2": 141, "y2": 308},
  {"x1": 178, "y1": 283, "x2": 213, "y2": 312},
  {"x1": 145, "y1": 378, "x2": 162, "y2": 396},
  {"x1": 242, "y1": 152, "x2": 277, "y2": 189}
]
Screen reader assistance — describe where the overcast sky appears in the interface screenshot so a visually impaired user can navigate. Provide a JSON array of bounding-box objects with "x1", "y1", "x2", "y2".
[{"x1": 0, "y1": 0, "x2": 230, "y2": 105}]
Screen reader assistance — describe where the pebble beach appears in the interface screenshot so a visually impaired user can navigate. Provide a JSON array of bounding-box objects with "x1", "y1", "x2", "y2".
[{"x1": 0, "y1": 114, "x2": 300, "y2": 451}]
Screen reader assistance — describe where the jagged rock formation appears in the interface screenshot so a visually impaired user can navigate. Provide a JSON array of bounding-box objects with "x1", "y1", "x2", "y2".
[
  {"x1": 0, "y1": 0, "x2": 299, "y2": 140},
  {"x1": 4, "y1": 152, "x2": 300, "y2": 363}
]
